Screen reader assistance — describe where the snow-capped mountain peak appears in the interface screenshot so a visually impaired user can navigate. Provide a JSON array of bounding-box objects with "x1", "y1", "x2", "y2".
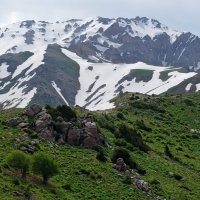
[{"x1": 0, "y1": 17, "x2": 199, "y2": 110}]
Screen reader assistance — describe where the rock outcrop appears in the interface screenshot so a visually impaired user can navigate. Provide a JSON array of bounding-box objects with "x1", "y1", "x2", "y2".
[{"x1": 8, "y1": 104, "x2": 105, "y2": 149}]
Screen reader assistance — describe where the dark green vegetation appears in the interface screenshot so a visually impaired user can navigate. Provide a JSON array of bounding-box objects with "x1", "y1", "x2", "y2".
[
  {"x1": 117, "y1": 69, "x2": 154, "y2": 86},
  {"x1": 32, "y1": 153, "x2": 59, "y2": 185},
  {"x1": 159, "y1": 68, "x2": 188, "y2": 82},
  {"x1": 0, "y1": 92, "x2": 200, "y2": 199},
  {"x1": 7, "y1": 151, "x2": 30, "y2": 178}
]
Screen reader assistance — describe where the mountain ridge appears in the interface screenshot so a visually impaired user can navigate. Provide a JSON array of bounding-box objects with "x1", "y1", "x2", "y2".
[{"x1": 0, "y1": 16, "x2": 200, "y2": 110}]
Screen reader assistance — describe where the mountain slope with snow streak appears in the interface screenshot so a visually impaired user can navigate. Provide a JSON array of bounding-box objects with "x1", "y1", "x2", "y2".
[{"x1": 62, "y1": 49, "x2": 197, "y2": 110}]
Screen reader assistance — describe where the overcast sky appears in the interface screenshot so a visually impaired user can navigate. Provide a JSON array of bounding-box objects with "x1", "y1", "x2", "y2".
[{"x1": 0, "y1": 0, "x2": 200, "y2": 35}]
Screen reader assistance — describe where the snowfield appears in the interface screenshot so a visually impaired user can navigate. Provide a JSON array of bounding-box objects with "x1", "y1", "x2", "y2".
[{"x1": 62, "y1": 49, "x2": 197, "y2": 110}]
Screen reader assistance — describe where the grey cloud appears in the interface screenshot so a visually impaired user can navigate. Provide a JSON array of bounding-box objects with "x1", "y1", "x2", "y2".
[{"x1": 0, "y1": 0, "x2": 199, "y2": 35}]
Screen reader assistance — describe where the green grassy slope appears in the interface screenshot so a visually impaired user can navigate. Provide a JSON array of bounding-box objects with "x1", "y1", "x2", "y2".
[
  {"x1": 0, "y1": 92, "x2": 200, "y2": 200},
  {"x1": 96, "y1": 92, "x2": 200, "y2": 200},
  {"x1": 0, "y1": 110, "x2": 147, "y2": 200}
]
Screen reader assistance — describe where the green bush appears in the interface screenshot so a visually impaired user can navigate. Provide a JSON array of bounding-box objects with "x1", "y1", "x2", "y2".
[
  {"x1": 169, "y1": 172, "x2": 183, "y2": 181},
  {"x1": 183, "y1": 99, "x2": 194, "y2": 106},
  {"x1": 136, "y1": 119, "x2": 152, "y2": 132},
  {"x1": 117, "y1": 123, "x2": 150, "y2": 153},
  {"x1": 130, "y1": 101, "x2": 165, "y2": 113},
  {"x1": 165, "y1": 145, "x2": 174, "y2": 159},
  {"x1": 62, "y1": 184, "x2": 72, "y2": 191},
  {"x1": 150, "y1": 178, "x2": 163, "y2": 195},
  {"x1": 12, "y1": 177, "x2": 20, "y2": 185},
  {"x1": 79, "y1": 168, "x2": 91, "y2": 175},
  {"x1": 24, "y1": 185, "x2": 32, "y2": 199},
  {"x1": 150, "y1": 178, "x2": 160, "y2": 185},
  {"x1": 6, "y1": 150, "x2": 30, "y2": 178},
  {"x1": 116, "y1": 112, "x2": 125, "y2": 120},
  {"x1": 32, "y1": 153, "x2": 58, "y2": 185},
  {"x1": 46, "y1": 104, "x2": 77, "y2": 121},
  {"x1": 174, "y1": 173, "x2": 183, "y2": 181},
  {"x1": 111, "y1": 147, "x2": 130, "y2": 164},
  {"x1": 97, "y1": 116, "x2": 116, "y2": 133},
  {"x1": 96, "y1": 151, "x2": 107, "y2": 162},
  {"x1": 122, "y1": 176, "x2": 132, "y2": 185},
  {"x1": 114, "y1": 138, "x2": 127, "y2": 147},
  {"x1": 56, "y1": 105, "x2": 77, "y2": 121}
]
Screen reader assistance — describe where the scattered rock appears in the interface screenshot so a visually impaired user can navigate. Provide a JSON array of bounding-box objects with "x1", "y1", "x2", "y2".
[
  {"x1": 25, "y1": 104, "x2": 42, "y2": 116},
  {"x1": 20, "y1": 144, "x2": 37, "y2": 154},
  {"x1": 17, "y1": 122, "x2": 29, "y2": 128},
  {"x1": 6, "y1": 118, "x2": 20, "y2": 127},
  {"x1": 13, "y1": 191, "x2": 24, "y2": 197},
  {"x1": 115, "y1": 158, "x2": 127, "y2": 172},
  {"x1": 21, "y1": 132, "x2": 29, "y2": 140},
  {"x1": 57, "y1": 116, "x2": 64, "y2": 122},
  {"x1": 135, "y1": 179, "x2": 150, "y2": 192},
  {"x1": 124, "y1": 170, "x2": 131, "y2": 176}
]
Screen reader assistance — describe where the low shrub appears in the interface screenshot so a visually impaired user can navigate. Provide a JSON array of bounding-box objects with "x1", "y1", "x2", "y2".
[
  {"x1": 136, "y1": 119, "x2": 152, "y2": 132},
  {"x1": 116, "y1": 112, "x2": 125, "y2": 120},
  {"x1": 62, "y1": 184, "x2": 72, "y2": 191},
  {"x1": 46, "y1": 104, "x2": 77, "y2": 121},
  {"x1": 165, "y1": 145, "x2": 174, "y2": 159},
  {"x1": 183, "y1": 99, "x2": 194, "y2": 106},
  {"x1": 174, "y1": 173, "x2": 183, "y2": 181},
  {"x1": 117, "y1": 123, "x2": 150, "y2": 153},
  {"x1": 96, "y1": 151, "x2": 107, "y2": 162},
  {"x1": 114, "y1": 138, "x2": 127, "y2": 147},
  {"x1": 12, "y1": 177, "x2": 20, "y2": 185},
  {"x1": 122, "y1": 176, "x2": 132, "y2": 185}
]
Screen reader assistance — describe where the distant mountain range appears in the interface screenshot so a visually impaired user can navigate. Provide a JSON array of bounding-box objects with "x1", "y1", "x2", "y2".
[{"x1": 0, "y1": 17, "x2": 199, "y2": 110}]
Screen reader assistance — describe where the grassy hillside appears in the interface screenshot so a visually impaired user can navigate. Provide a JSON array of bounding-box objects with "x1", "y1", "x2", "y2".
[{"x1": 0, "y1": 92, "x2": 200, "y2": 200}]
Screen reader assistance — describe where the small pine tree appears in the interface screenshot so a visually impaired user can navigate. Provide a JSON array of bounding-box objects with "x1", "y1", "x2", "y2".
[
  {"x1": 7, "y1": 150, "x2": 30, "y2": 178},
  {"x1": 32, "y1": 153, "x2": 58, "y2": 185}
]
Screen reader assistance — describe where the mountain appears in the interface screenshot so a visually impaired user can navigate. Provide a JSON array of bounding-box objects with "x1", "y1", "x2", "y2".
[{"x1": 0, "y1": 17, "x2": 200, "y2": 110}]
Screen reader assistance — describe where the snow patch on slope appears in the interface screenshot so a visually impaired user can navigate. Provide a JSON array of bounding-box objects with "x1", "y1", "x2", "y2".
[
  {"x1": 0, "y1": 84, "x2": 37, "y2": 109},
  {"x1": 0, "y1": 72, "x2": 37, "y2": 109},
  {"x1": 186, "y1": 83, "x2": 193, "y2": 91},
  {"x1": 52, "y1": 81, "x2": 69, "y2": 106},
  {"x1": 62, "y1": 49, "x2": 197, "y2": 111},
  {"x1": 12, "y1": 45, "x2": 47, "y2": 78},
  {"x1": 196, "y1": 83, "x2": 200, "y2": 92},
  {"x1": 0, "y1": 63, "x2": 11, "y2": 79}
]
